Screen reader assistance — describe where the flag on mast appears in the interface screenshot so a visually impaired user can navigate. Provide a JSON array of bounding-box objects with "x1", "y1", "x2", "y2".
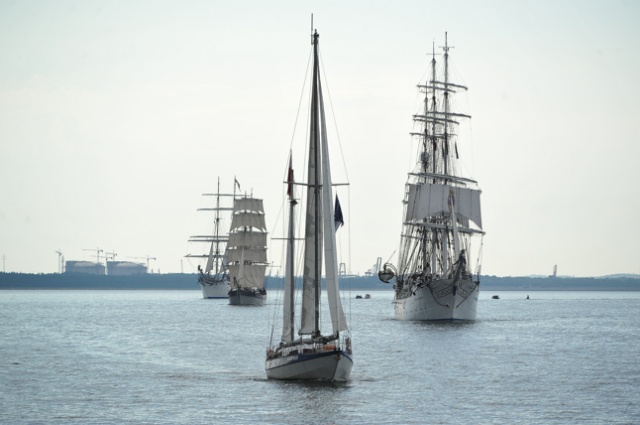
[
  {"x1": 334, "y1": 195, "x2": 344, "y2": 230},
  {"x1": 286, "y1": 152, "x2": 294, "y2": 200}
]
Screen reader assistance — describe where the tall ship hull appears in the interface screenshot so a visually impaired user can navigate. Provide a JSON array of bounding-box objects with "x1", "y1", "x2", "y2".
[
  {"x1": 228, "y1": 287, "x2": 266, "y2": 306},
  {"x1": 266, "y1": 344, "x2": 353, "y2": 381},
  {"x1": 199, "y1": 274, "x2": 231, "y2": 299},
  {"x1": 394, "y1": 277, "x2": 479, "y2": 321}
]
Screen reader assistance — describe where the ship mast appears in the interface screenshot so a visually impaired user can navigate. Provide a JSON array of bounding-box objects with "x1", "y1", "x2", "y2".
[
  {"x1": 311, "y1": 29, "x2": 321, "y2": 337},
  {"x1": 213, "y1": 178, "x2": 221, "y2": 274},
  {"x1": 443, "y1": 32, "x2": 451, "y2": 177}
]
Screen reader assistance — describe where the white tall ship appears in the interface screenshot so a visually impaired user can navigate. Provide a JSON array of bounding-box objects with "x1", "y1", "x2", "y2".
[
  {"x1": 265, "y1": 29, "x2": 353, "y2": 381},
  {"x1": 186, "y1": 178, "x2": 233, "y2": 299},
  {"x1": 379, "y1": 33, "x2": 484, "y2": 321},
  {"x1": 227, "y1": 195, "x2": 268, "y2": 306}
]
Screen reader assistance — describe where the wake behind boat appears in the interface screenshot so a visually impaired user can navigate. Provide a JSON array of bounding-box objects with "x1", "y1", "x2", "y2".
[
  {"x1": 379, "y1": 33, "x2": 485, "y2": 321},
  {"x1": 265, "y1": 29, "x2": 353, "y2": 381}
]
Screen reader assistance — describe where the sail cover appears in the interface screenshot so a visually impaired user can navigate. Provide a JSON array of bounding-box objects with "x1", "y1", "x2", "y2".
[
  {"x1": 405, "y1": 183, "x2": 482, "y2": 229},
  {"x1": 281, "y1": 203, "x2": 296, "y2": 343}
]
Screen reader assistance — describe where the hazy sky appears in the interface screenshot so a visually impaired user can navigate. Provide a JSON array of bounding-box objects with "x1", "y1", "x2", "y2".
[{"x1": 1, "y1": 0, "x2": 639, "y2": 277}]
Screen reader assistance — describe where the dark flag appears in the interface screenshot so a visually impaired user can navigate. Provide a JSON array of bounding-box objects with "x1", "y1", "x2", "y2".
[
  {"x1": 334, "y1": 195, "x2": 344, "y2": 230},
  {"x1": 287, "y1": 152, "x2": 294, "y2": 200}
]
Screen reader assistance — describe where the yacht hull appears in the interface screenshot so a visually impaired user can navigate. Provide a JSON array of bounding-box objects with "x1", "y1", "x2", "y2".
[
  {"x1": 394, "y1": 279, "x2": 479, "y2": 321},
  {"x1": 266, "y1": 350, "x2": 353, "y2": 381}
]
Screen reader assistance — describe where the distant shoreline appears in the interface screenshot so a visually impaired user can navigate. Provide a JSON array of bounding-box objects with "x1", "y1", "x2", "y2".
[{"x1": 1, "y1": 272, "x2": 639, "y2": 291}]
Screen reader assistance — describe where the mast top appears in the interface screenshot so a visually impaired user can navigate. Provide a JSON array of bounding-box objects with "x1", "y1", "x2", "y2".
[
  {"x1": 310, "y1": 14, "x2": 318, "y2": 45},
  {"x1": 440, "y1": 31, "x2": 454, "y2": 55}
]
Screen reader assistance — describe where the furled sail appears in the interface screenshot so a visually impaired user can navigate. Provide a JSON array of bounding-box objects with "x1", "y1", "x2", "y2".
[
  {"x1": 300, "y1": 44, "x2": 322, "y2": 335},
  {"x1": 281, "y1": 156, "x2": 296, "y2": 343}
]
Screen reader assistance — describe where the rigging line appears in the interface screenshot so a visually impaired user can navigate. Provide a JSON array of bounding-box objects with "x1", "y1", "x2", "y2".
[
  {"x1": 288, "y1": 47, "x2": 314, "y2": 154},
  {"x1": 317, "y1": 45, "x2": 350, "y2": 184}
]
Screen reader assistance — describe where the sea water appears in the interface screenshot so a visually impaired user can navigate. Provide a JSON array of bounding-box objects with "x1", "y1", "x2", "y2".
[{"x1": 1, "y1": 289, "x2": 639, "y2": 424}]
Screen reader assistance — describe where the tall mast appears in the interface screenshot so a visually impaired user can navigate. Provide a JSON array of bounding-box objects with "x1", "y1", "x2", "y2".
[
  {"x1": 443, "y1": 32, "x2": 450, "y2": 177},
  {"x1": 214, "y1": 177, "x2": 221, "y2": 274},
  {"x1": 285, "y1": 153, "x2": 296, "y2": 342},
  {"x1": 430, "y1": 41, "x2": 437, "y2": 175},
  {"x1": 311, "y1": 29, "x2": 321, "y2": 337}
]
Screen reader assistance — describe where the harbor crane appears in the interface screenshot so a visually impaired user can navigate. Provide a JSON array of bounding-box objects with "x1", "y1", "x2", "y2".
[
  {"x1": 364, "y1": 257, "x2": 383, "y2": 276},
  {"x1": 83, "y1": 247, "x2": 103, "y2": 264},
  {"x1": 129, "y1": 255, "x2": 157, "y2": 271}
]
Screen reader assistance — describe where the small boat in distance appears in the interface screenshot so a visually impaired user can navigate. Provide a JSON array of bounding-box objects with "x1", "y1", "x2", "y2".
[
  {"x1": 185, "y1": 178, "x2": 233, "y2": 299},
  {"x1": 227, "y1": 194, "x2": 268, "y2": 306},
  {"x1": 379, "y1": 33, "x2": 485, "y2": 321},
  {"x1": 265, "y1": 29, "x2": 353, "y2": 381}
]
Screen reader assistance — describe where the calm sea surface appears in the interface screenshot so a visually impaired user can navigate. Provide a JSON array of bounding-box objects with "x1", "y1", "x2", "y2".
[{"x1": 1, "y1": 289, "x2": 639, "y2": 424}]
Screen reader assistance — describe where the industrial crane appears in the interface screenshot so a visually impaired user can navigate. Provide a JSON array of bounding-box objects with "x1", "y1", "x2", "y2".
[
  {"x1": 128, "y1": 255, "x2": 157, "y2": 272},
  {"x1": 82, "y1": 247, "x2": 103, "y2": 264}
]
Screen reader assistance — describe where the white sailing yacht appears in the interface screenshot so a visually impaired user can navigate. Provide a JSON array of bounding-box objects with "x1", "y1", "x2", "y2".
[
  {"x1": 265, "y1": 29, "x2": 353, "y2": 381},
  {"x1": 379, "y1": 33, "x2": 485, "y2": 321},
  {"x1": 186, "y1": 178, "x2": 233, "y2": 299},
  {"x1": 227, "y1": 195, "x2": 268, "y2": 306}
]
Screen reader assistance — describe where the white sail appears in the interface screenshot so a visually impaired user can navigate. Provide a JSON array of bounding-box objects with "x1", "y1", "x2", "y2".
[
  {"x1": 228, "y1": 231, "x2": 267, "y2": 248},
  {"x1": 318, "y1": 79, "x2": 347, "y2": 334},
  {"x1": 405, "y1": 183, "x2": 482, "y2": 229},
  {"x1": 226, "y1": 246, "x2": 267, "y2": 263},
  {"x1": 227, "y1": 195, "x2": 268, "y2": 292},
  {"x1": 204, "y1": 242, "x2": 215, "y2": 273},
  {"x1": 230, "y1": 211, "x2": 266, "y2": 231},
  {"x1": 300, "y1": 59, "x2": 322, "y2": 335},
  {"x1": 229, "y1": 264, "x2": 267, "y2": 288},
  {"x1": 234, "y1": 198, "x2": 264, "y2": 214}
]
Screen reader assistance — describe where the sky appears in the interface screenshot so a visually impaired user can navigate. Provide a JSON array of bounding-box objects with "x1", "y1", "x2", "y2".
[{"x1": 1, "y1": 0, "x2": 639, "y2": 277}]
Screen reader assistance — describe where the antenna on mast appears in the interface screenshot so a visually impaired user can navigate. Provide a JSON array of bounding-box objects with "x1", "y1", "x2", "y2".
[{"x1": 310, "y1": 14, "x2": 314, "y2": 44}]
